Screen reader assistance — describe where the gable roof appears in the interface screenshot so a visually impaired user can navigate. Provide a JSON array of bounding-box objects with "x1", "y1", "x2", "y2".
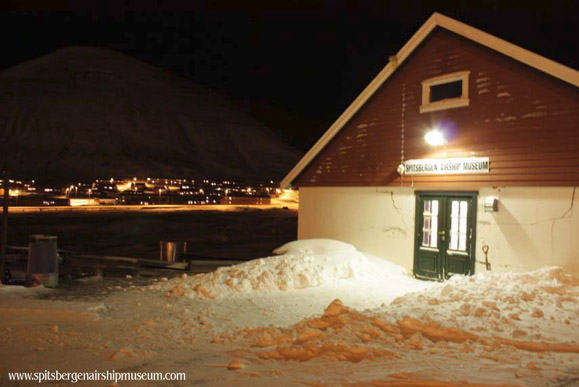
[{"x1": 281, "y1": 12, "x2": 579, "y2": 188}]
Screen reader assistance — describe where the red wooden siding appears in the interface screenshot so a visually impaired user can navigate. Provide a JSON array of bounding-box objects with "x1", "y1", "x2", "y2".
[{"x1": 294, "y1": 28, "x2": 579, "y2": 187}]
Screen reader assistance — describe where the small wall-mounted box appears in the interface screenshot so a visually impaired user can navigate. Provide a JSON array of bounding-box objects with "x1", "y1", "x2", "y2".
[{"x1": 484, "y1": 197, "x2": 499, "y2": 212}]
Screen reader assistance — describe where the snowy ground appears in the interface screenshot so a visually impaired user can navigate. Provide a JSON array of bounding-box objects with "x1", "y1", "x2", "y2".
[{"x1": 0, "y1": 239, "x2": 578, "y2": 386}]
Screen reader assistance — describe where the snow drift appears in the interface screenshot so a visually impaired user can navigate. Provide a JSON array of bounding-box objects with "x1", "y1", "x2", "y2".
[
  {"x1": 161, "y1": 239, "x2": 408, "y2": 299},
  {"x1": 387, "y1": 265, "x2": 579, "y2": 342},
  {"x1": 234, "y1": 266, "x2": 579, "y2": 365}
]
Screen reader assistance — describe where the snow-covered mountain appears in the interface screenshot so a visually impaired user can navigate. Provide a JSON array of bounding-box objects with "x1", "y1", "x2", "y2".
[{"x1": 0, "y1": 46, "x2": 302, "y2": 183}]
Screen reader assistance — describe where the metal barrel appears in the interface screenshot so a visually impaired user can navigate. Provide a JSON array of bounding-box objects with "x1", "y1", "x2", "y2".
[
  {"x1": 27, "y1": 235, "x2": 58, "y2": 287},
  {"x1": 159, "y1": 241, "x2": 187, "y2": 262}
]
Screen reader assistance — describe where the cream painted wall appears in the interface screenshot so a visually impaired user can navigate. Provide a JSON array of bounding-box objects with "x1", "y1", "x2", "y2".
[
  {"x1": 298, "y1": 187, "x2": 417, "y2": 271},
  {"x1": 298, "y1": 186, "x2": 578, "y2": 275},
  {"x1": 476, "y1": 187, "x2": 578, "y2": 274}
]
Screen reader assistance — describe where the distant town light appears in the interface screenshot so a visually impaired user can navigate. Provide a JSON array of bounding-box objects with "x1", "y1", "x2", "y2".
[{"x1": 424, "y1": 129, "x2": 446, "y2": 146}]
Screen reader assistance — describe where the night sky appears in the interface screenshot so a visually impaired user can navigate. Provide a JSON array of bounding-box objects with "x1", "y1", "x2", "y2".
[{"x1": 1, "y1": 0, "x2": 577, "y2": 151}]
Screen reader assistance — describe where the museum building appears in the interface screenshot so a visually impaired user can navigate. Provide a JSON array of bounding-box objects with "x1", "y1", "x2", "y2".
[{"x1": 282, "y1": 13, "x2": 579, "y2": 279}]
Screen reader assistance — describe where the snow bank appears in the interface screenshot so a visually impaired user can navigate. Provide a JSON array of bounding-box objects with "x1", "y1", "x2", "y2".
[
  {"x1": 388, "y1": 266, "x2": 579, "y2": 341},
  {"x1": 160, "y1": 239, "x2": 408, "y2": 299},
  {"x1": 236, "y1": 267, "x2": 579, "y2": 364}
]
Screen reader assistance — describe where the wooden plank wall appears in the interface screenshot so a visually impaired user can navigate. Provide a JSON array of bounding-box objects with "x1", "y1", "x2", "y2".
[{"x1": 295, "y1": 28, "x2": 579, "y2": 187}]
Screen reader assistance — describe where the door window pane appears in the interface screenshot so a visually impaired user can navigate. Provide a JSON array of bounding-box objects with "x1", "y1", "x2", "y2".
[
  {"x1": 449, "y1": 201, "x2": 458, "y2": 250},
  {"x1": 449, "y1": 200, "x2": 468, "y2": 251},
  {"x1": 422, "y1": 200, "x2": 438, "y2": 248}
]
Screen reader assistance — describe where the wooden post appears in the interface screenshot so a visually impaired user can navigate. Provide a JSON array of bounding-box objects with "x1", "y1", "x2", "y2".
[{"x1": 0, "y1": 167, "x2": 8, "y2": 284}]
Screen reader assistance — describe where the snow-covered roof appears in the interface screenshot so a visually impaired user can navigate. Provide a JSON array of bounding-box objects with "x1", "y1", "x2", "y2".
[{"x1": 281, "y1": 12, "x2": 579, "y2": 188}]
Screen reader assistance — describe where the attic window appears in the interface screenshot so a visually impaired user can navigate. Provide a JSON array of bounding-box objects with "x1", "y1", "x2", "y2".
[{"x1": 420, "y1": 71, "x2": 470, "y2": 113}]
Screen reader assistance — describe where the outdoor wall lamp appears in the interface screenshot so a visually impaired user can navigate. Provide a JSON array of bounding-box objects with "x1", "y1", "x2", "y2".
[
  {"x1": 484, "y1": 197, "x2": 499, "y2": 212},
  {"x1": 424, "y1": 129, "x2": 446, "y2": 146}
]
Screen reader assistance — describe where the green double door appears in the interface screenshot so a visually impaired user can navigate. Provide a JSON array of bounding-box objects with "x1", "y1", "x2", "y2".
[{"x1": 414, "y1": 192, "x2": 477, "y2": 280}]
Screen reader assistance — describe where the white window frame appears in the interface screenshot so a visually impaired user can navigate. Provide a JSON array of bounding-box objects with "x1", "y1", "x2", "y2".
[{"x1": 420, "y1": 71, "x2": 470, "y2": 113}]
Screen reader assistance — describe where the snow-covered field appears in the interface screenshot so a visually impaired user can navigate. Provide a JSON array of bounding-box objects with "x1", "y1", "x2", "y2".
[{"x1": 1, "y1": 239, "x2": 577, "y2": 386}]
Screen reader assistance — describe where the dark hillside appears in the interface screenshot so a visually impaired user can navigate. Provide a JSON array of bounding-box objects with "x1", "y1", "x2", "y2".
[{"x1": 0, "y1": 46, "x2": 302, "y2": 183}]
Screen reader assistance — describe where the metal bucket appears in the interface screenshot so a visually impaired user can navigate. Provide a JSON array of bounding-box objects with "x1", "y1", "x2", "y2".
[
  {"x1": 159, "y1": 241, "x2": 187, "y2": 262},
  {"x1": 27, "y1": 235, "x2": 58, "y2": 287}
]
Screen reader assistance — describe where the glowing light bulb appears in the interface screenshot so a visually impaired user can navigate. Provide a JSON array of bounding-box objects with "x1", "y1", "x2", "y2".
[{"x1": 424, "y1": 129, "x2": 445, "y2": 146}]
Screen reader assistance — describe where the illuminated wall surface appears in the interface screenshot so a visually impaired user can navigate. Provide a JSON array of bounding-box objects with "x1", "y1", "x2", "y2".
[{"x1": 298, "y1": 186, "x2": 578, "y2": 275}]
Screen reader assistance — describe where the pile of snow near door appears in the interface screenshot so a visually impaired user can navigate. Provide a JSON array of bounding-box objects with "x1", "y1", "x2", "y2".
[
  {"x1": 386, "y1": 266, "x2": 579, "y2": 342},
  {"x1": 233, "y1": 266, "x2": 578, "y2": 369},
  {"x1": 159, "y1": 239, "x2": 408, "y2": 299}
]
